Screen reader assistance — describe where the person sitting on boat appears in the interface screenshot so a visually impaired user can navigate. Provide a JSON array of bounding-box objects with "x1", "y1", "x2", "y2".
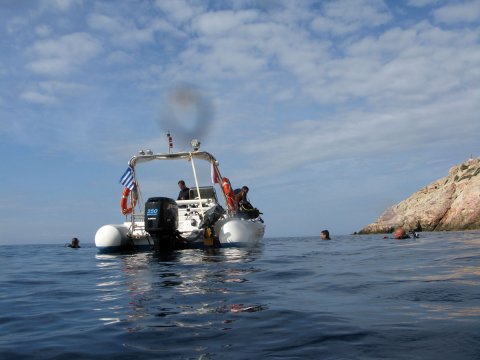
[
  {"x1": 235, "y1": 186, "x2": 262, "y2": 219},
  {"x1": 234, "y1": 186, "x2": 249, "y2": 205},
  {"x1": 320, "y1": 230, "x2": 331, "y2": 240},
  {"x1": 67, "y1": 237, "x2": 81, "y2": 248},
  {"x1": 177, "y1": 180, "x2": 190, "y2": 200}
]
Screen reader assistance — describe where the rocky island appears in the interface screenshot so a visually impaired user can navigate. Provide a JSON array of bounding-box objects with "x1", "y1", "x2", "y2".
[{"x1": 359, "y1": 157, "x2": 480, "y2": 234}]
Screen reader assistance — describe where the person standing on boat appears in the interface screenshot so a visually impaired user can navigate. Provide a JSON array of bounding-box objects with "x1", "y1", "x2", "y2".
[{"x1": 177, "y1": 180, "x2": 190, "y2": 200}]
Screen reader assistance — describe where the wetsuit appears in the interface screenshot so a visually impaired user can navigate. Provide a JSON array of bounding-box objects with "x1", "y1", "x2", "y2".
[{"x1": 177, "y1": 187, "x2": 190, "y2": 200}]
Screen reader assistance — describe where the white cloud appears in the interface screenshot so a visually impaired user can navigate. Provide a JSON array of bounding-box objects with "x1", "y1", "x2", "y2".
[
  {"x1": 168, "y1": 12, "x2": 330, "y2": 83},
  {"x1": 150, "y1": 18, "x2": 187, "y2": 38},
  {"x1": 105, "y1": 50, "x2": 133, "y2": 64},
  {"x1": 178, "y1": 36, "x2": 267, "y2": 78},
  {"x1": 148, "y1": 0, "x2": 478, "y2": 129},
  {"x1": 40, "y1": 0, "x2": 82, "y2": 11},
  {"x1": 152, "y1": 3, "x2": 479, "y2": 179},
  {"x1": 87, "y1": 13, "x2": 120, "y2": 33},
  {"x1": 39, "y1": 81, "x2": 89, "y2": 93},
  {"x1": 35, "y1": 25, "x2": 52, "y2": 36},
  {"x1": 87, "y1": 13, "x2": 183, "y2": 49},
  {"x1": 240, "y1": 86, "x2": 480, "y2": 178},
  {"x1": 27, "y1": 32, "x2": 102, "y2": 76},
  {"x1": 433, "y1": 1, "x2": 480, "y2": 24},
  {"x1": 19, "y1": 81, "x2": 89, "y2": 105},
  {"x1": 193, "y1": 9, "x2": 259, "y2": 36},
  {"x1": 20, "y1": 90, "x2": 57, "y2": 105},
  {"x1": 407, "y1": 0, "x2": 440, "y2": 7},
  {"x1": 311, "y1": 0, "x2": 392, "y2": 35},
  {"x1": 293, "y1": 22, "x2": 480, "y2": 107},
  {"x1": 27, "y1": 58, "x2": 72, "y2": 76},
  {"x1": 154, "y1": 0, "x2": 199, "y2": 24},
  {"x1": 4, "y1": 4, "x2": 480, "y2": 163},
  {"x1": 6, "y1": 17, "x2": 28, "y2": 34}
]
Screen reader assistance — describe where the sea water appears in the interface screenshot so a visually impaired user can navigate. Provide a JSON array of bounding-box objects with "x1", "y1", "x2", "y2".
[{"x1": 1, "y1": 232, "x2": 480, "y2": 359}]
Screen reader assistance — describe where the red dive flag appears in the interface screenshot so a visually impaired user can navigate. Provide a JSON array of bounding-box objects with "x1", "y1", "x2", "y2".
[{"x1": 211, "y1": 163, "x2": 219, "y2": 184}]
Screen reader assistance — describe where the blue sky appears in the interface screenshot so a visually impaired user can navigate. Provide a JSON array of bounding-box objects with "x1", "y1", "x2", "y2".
[{"x1": 1, "y1": 0, "x2": 479, "y2": 245}]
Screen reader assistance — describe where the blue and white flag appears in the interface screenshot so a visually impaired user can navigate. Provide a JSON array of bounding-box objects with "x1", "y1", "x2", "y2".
[{"x1": 119, "y1": 166, "x2": 135, "y2": 190}]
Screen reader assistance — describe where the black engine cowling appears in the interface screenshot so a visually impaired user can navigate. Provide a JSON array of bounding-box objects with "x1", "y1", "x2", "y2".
[{"x1": 144, "y1": 197, "x2": 178, "y2": 249}]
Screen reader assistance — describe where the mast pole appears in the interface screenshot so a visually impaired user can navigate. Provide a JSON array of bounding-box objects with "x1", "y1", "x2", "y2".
[{"x1": 189, "y1": 154, "x2": 205, "y2": 217}]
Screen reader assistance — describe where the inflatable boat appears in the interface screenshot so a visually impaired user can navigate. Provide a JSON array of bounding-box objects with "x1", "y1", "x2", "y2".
[{"x1": 95, "y1": 139, "x2": 265, "y2": 252}]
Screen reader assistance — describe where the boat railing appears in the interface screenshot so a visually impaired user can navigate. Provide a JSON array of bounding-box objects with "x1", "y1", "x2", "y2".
[
  {"x1": 130, "y1": 214, "x2": 146, "y2": 234},
  {"x1": 176, "y1": 199, "x2": 215, "y2": 207}
]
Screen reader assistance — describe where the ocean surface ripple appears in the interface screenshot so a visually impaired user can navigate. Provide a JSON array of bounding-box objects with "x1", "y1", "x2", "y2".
[{"x1": 1, "y1": 231, "x2": 480, "y2": 359}]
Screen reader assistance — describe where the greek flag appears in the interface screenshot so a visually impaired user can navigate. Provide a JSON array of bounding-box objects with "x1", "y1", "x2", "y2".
[{"x1": 119, "y1": 166, "x2": 135, "y2": 190}]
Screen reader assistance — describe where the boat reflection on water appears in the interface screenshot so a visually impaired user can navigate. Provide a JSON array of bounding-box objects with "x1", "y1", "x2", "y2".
[{"x1": 94, "y1": 246, "x2": 266, "y2": 331}]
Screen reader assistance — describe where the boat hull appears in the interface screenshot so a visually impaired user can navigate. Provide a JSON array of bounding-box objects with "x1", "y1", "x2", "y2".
[
  {"x1": 217, "y1": 218, "x2": 265, "y2": 247},
  {"x1": 94, "y1": 224, "x2": 151, "y2": 252},
  {"x1": 95, "y1": 219, "x2": 265, "y2": 253}
]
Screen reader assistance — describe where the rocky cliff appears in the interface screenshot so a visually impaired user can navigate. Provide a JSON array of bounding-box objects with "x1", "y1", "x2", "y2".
[{"x1": 360, "y1": 157, "x2": 480, "y2": 234}]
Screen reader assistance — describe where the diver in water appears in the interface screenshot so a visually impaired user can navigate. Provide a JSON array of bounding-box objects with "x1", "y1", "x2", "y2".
[
  {"x1": 393, "y1": 228, "x2": 410, "y2": 239},
  {"x1": 67, "y1": 237, "x2": 81, "y2": 248},
  {"x1": 383, "y1": 227, "x2": 419, "y2": 240},
  {"x1": 409, "y1": 230, "x2": 420, "y2": 238},
  {"x1": 320, "y1": 230, "x2": 331, "y2": 240}
]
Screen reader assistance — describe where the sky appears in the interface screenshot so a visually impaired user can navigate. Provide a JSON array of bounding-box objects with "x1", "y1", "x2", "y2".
[{"x1": 1, "y1": 0, "x2": 479, "y2": 245}]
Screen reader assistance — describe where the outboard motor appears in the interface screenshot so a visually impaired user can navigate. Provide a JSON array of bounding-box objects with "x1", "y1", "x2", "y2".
[{"x1": 144, "y1": 197, "x2": 178, "y2": 250}]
